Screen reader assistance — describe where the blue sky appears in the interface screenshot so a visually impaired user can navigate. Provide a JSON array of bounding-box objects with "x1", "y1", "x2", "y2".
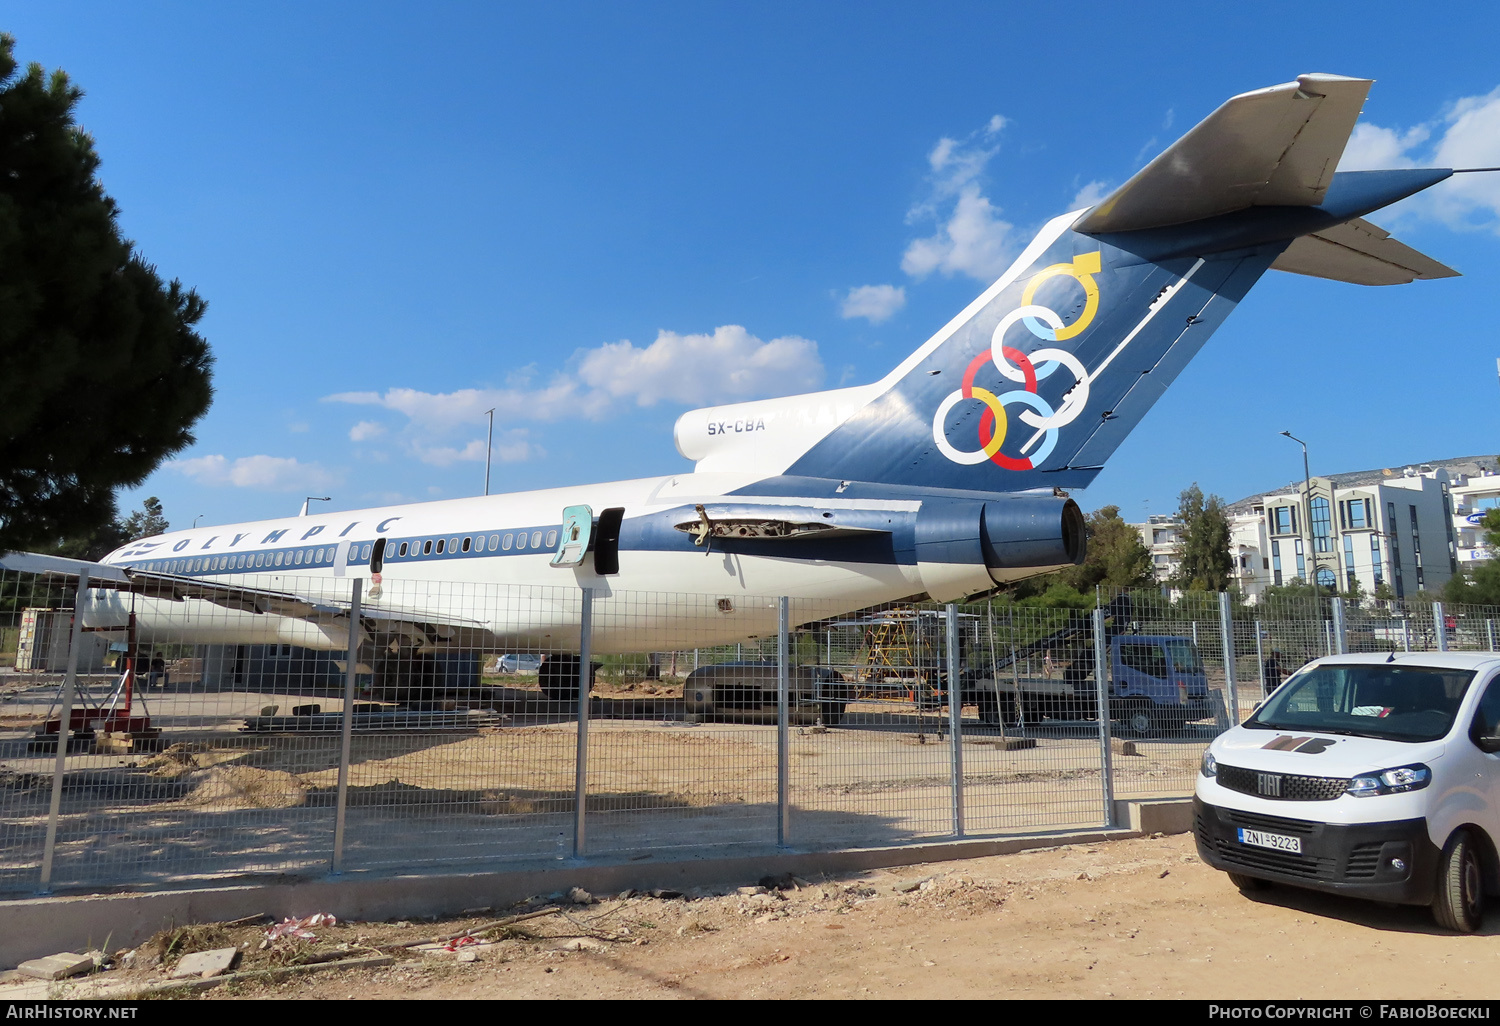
[{"x1": 8, "y1": 2, "x2": 1500, "y2": 531}]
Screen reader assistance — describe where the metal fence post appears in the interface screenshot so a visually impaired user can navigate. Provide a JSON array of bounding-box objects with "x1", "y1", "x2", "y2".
[
  {"x1": 1488, "y1": 619, "x2": 1496, "y2": 653},
  {"x1": 1402, "y1": 618, "x2": 1411, "y2": 652},
  {"x1": 777, "y1": 596, "x2": 790, "y2": 847},
  {"x1": 1434, "y1": 601, "x2": 1448, "y2": 653},
  {"x1": 573, "y1": 587, "x2": 594, "y2": 858},
  {"x1": 1218, "y1": 592, "x2": 1240, "y2": 727},
  {"x1": 1092, "y1": 606, "x2": 1114, "y2": 827},
  {"x1": 39, "y1": 570, "x2": 89, "y2": 893},
  {"x1": 946, "y1": 603, "x2": 964, "y2": 839},
  {"x1": 1331, "y1": 597, "x2": 1348, "y2": 655},
  {"x1": 332, "y1": 578, "x2": 362, "y2": 874},
  {"x1": 1254, "y1": 620, "x2": 1266, "y2": 697}
]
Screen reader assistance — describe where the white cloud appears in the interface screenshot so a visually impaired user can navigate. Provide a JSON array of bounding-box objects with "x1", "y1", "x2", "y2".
[
  {"x1": 1337, "y1": 85, "x2": 1500, "y2": 232},
  {"x1": 171, "y1": 454, "x2": 337, "y2": 491},
  {"x1": 326, "y1": 380, "x2": 583, "y2": 431},
  {"x1": 1070, "y1": 180, "x2": 1111, "y2": 209},
  {"x1": 839, "y1": 284, "x2": 906, "y2": 324},
  {"x1": 576, "y1": 325, "x2": 823, "y2": 406},
  {"x1": 349, "y1": 420, "x2": 385, "y2": 442},
  {"x1": 411, "y1": 438, "x2": 487, "y2": 467},
  {"x1": 902, "y1": 117, "x2": 1018, "y2": 282},
  {"x1": 902, "y1": 184, "x2": 1016, "y2": 281},
  {"x1": 410, "y1": 432, "x2": 537, "y2": 467},
  {"x1": 1338, "y1": 123, "x2": 1427, "y2": 171},
  {"x1": 324, "y1": 325, "x2": 823, "y2": 463}
]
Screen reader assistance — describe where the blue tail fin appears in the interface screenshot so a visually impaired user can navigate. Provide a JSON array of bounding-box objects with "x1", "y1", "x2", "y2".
[{"x1": 677, "y1": 75, "x2": 1457, "y2": 498}]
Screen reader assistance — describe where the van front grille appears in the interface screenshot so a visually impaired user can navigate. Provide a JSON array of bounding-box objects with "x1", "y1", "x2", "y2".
[{"x1": 1217, "y1": 764, "x2": 1348, "y2": 801}]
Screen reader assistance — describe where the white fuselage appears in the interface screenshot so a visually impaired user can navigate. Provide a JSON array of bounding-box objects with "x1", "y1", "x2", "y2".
[{"x1": 90, "y1": 472, "x2": 932, "y2": 654}]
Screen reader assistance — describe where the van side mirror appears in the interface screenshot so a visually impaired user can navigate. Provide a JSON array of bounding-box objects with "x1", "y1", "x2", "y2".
[{"x1": 1478, "y1": 735, "x2": 1500, "y2": 755}]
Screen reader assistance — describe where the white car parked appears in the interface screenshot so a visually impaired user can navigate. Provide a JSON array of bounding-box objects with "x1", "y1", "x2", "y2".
[{"x1": 1195, "y1": 651, "x2": 1500, "y2": 931}]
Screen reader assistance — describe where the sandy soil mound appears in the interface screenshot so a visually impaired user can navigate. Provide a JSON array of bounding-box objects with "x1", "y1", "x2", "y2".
[{"x1": 180, "y1": 765, "x2": 307, "y2": 809}]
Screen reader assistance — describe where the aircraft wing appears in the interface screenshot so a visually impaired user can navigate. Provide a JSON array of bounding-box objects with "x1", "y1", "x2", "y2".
[
  {"x1": 0, "y1": 551, "x2": 494, "y2": 648},
  {"x1": 1269, "y1": 217, "x2": 1460, "y2": 285},
  {"x1": 1076, "y1": 74, "x2": 1373, "y2": 233}
]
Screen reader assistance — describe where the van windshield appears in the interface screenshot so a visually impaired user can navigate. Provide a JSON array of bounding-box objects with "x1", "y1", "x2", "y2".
[
  {"x1": 1164, "y1": 640, "x2": 1203, "y2": 675},
  {"x1": 1246, "y1": 663, "x2": 1476, "y2": 742}
]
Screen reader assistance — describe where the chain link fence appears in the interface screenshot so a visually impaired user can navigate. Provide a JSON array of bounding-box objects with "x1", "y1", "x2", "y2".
[{"x1": 2, "y1": 567, "x2": 1497, "y2": 895}]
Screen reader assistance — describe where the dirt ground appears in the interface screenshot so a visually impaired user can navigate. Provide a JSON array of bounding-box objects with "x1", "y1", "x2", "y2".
[{"x1": 13, "y1": 832, "x2": 1500, "y2": 1001}]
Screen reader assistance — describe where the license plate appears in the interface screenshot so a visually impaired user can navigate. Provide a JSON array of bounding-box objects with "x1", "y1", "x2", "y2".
[{"x1": 1237, "y1": 828, "x2": 1301, "y2": 854}]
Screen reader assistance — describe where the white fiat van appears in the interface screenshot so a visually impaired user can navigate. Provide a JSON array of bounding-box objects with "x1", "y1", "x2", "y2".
[{"x1": 1194, "y1": 651, "x2": 1500, "y2": 931}]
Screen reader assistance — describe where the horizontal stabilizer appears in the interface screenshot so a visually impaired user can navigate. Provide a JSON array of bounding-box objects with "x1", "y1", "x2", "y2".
[
  {"x1": 1076, "y1": 74, "x2": 1372, "y2": 233},
  {"x1": 1270, "y1": 218, "x2": 1460, "y2": 285}
]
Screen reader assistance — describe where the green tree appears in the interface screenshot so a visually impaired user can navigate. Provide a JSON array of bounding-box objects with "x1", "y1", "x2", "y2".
[
  {"x1": 0, "y1": 35, "x2": 212, "y2": 552},
  {"x1": 118, "y1": 496, "x2": 169, "y2": 541},
  {"x1": 1171, "y1": 484, "x2": 1234, "y2": 592},
  {"x1": 1441, "y1": 510, "x2": 1500, "y2": 610},
  {"x1": 1056, "y1": 505, "x2": 1156, "y2": 594}
]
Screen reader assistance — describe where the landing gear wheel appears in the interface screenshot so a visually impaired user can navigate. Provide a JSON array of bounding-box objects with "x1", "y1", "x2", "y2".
[
  {"x1": 538, "y1": 655, "x2": 594, "y2": 703},
  {"x1": 976, "y1": 691, "x2": 999, "y2": 724},
  {"x1": 1433, "y1": 830, "x2": 1485, "y2": 932},
  {"x1": 1127, "y1": 707, "x2": 1154, "y2": 737},
  {"x1": 1226, "y1": 871, "x2": 1271, "y2": 892}
]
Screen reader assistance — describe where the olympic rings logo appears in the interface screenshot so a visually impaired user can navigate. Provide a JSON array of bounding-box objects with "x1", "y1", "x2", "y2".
[{"x1": 931, "y1": 251, "x2": 1101, "y2": 471}]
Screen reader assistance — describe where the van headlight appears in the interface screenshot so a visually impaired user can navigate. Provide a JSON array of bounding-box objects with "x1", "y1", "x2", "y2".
[
  {"x1": 1346, "y1": 764, "x2": 1431, "y2": 797},
  {"x1": 1200, "y1": 750, "x2": 1217, "y2": 777}
]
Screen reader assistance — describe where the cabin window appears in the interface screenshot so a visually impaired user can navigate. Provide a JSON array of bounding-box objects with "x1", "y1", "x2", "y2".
[
  {"x1": 423, "y1": 539, "x2": 433, "y2": 555},
  {"x1": 489, "y1": 534, "x2": 499, "y2": 549},
  {"x1": 515, "y1": 533, "x2": 526, "y2": 550},
  {"x1": 545, "y1": 530, "x2": 557, "y2": 548},
  {"x1": 502, "y1": 533, "x2": 513, "y2": 551},
  {"x1": 436, "y1": 538, "x2": 445, "y2": 554},
  {"x1": 462, "y1": 537, "x2": 471, "y2": 553},
  {"x1": 531, "y1": 531, "x2": 543, "y2": 548},
  {"x1": 449, "y1": 536, "x2": 459, "y2": 553},
  {"x1": 275, "y1": 552, "x2": 285, "y2": 567},
  {"x1": 399, "y1": 542, "x2": 408, "y2": 557}
]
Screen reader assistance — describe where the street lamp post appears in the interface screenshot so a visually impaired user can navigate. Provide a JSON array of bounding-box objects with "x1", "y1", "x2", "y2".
[
  {"x1": 484, "y1": 408, "x2": 495, "y2": 497},
  {"x1": 1280, "y1": 431, "x2": 1322, "y2": 590}
]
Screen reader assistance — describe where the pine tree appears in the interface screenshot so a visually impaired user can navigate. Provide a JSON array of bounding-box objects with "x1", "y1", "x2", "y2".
[
  {"x1": 1057, "y1": 505, "x2": 1156, "y2": 593},
  {"x1": 1172, "y1": 483, "x2": 1234, "y2": 592},
  {"x1": 0, "y1": 35, "x2": 212, "y2": 551}
]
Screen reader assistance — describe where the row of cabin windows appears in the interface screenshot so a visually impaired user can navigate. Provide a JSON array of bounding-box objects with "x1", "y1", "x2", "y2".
[
  {"x1": 393, "y1": 530, "x2": 558, "y2": 559},
  {"x1": 148, "y1": 543, "x2": 375, "y2": 574},
  {"x1": 146, "y1": 530, "x2": 564, "y2": 575}
]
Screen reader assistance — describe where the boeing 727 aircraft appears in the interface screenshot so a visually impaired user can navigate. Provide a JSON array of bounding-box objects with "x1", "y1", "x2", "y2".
[{"x1": 0, "y1": 74, "x2": 1474, "y2": 699}]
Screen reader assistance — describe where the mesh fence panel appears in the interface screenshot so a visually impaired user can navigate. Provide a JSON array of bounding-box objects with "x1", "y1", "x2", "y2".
[{"x1": 7, "y1": 565, "x2": 1500, "y2": 896}]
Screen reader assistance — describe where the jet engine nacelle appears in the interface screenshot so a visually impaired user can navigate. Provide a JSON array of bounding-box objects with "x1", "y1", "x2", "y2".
[{"x1": 913, "y1": 495, "x2": 1085, "y2": 602}]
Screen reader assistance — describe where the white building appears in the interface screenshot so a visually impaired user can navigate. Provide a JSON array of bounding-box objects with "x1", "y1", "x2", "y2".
[
  {"x1": 1450, "y1": 468, "x2": 1500, "y2": 570},
  {"x1": 1131, "y1": 457, "x2": 1494, "y2": 602},
  {"x1": 1134, "y1": 514, "x2": 1183, "y2": 584},
  {"x1": 1224, "y1": 458, "x2": 1486, "y2": 602}
]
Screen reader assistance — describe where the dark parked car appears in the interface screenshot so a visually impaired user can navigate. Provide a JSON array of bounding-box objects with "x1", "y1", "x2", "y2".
[{"x1": 684, "y1": 662, "x2": 852, "y2": 724}]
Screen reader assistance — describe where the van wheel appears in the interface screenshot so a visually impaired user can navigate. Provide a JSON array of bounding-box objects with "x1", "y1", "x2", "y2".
[
  {"x1": 1127, "y1": 707, "x2": 1154, "y2": 737},
  {"x1": 1226, "y1": 871, "x2": 1271, "y2": 892},
  {"x1": 1433, "y1": 831, "x2": 1485, "y2": 932}
]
